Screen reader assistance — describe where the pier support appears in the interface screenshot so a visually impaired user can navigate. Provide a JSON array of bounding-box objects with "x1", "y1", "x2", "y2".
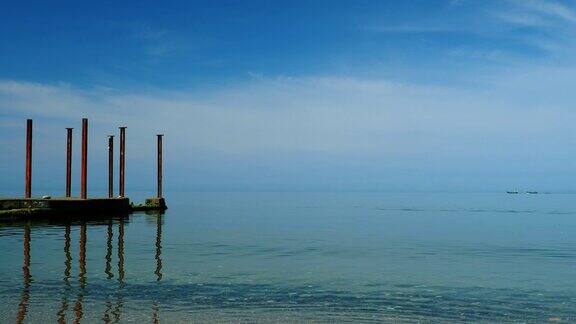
[
  {"x1": 25, "y1": 119, "x2": 32, "y2": 198},
  {"x1": 119, "y1": 127, "x2": 126, "y2": 198},
  {"x1": 157, "y1": 134, "x2": 163, "y2": 198},
  {"x1": 108, "y1": 136, "x2": 114, "y2": 198},
  {"x1": 66, "y1": 128, "x2": 73, "y2": 197},
  {"x1": 81, "y1": 118, "x2": 88, "y2": 199}
]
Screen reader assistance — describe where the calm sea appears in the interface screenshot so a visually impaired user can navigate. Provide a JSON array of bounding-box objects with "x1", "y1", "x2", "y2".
[{"x1": 1, "y1": 192, "x2": 576, "y2": 323}]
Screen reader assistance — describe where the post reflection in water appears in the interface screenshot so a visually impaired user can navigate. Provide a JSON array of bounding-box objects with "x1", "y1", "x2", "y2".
[
  {"x1": 155, "y1": 214, "x2": 163, "y2": 282},
  {"x1": 152, "y1": 213, "x2": 164, "y2": 323},
  {"x1": 8, "y1": 214, "x2": 165, "y2": 323},
  {"x1": 16, "y1": 222, "x2": 32, "y2": 324},
  {"x1": 117, "y1": 219, "x2": 125, "y2": 284},
  {"x1": 105, "y1": 221, "x2": 114, "y2": 279},
  {"x1": 112, "y1": 218, "x2": 125, "y2": 323},
  {"x1": 57, "y1": 223, "x2": 72, "y2": 323},
  {"x1": 73, "y1": 222, "x2": 87, "y2": 324},
  {"x1": 102, "y1": 298, "x2": 113, "y2": 324},
  {"x1": 103, "y1": 220, "x2": 114, "y2": 323}
]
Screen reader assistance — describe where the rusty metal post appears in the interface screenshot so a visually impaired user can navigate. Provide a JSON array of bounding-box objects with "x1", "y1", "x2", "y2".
[
  {"x1": 80, "y1": 118, "x2": 88, "y2": 199},
  {"x1": 25, "y1": 119, "x2": 32, "y2": 198},
  {"x1": 66, "y1": 128, "x2": 73, "y2": 197},
  {"x1": 119, "y1": 127, "x2": 126, "y2": 197},
  {"x1": 157, "y1": 134, "x2": 163, "y2": 198},
  {"x1": 108, "y1": 135, "x2": 114, "y2": 198}
]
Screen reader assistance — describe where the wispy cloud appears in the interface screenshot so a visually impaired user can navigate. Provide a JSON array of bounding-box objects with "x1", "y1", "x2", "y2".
[
  {"x1": 363, "y1": 0, "x2": 576, "y2": 64},
  {"x1": 3, "y1": 64, "x2": 576, "y2": 191},
  {"x1": 362, "y1": 25, "x2": 453, "y2": 34},
  {"x1": 2, "y1": 67, "x2": 575, "y2": 155},
  {"x1": 491, "y1": 0, "x2": 576, "y2": 58},
  {"x1": 492, "y1": 11, "x2": 548, "y2": 27},
  {"x1": 519, "y1": 0, "x2": 576, "y2": 22},
  {"x1": 126, "y1": 23, "x2": 184, "y2": 59},
  {"x1": 493, "y1": 0, "x2": 576, "y2": 26}
]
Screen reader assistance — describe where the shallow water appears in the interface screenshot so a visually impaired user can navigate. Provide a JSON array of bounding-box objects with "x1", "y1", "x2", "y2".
[{"x1": 1, "y1": 192, "x2": 576, "y2": 323}]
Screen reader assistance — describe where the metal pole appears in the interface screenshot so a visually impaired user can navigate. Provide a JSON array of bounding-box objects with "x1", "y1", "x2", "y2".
[
  {"x1": 108, "y1": 135, "x2": 114, "y2": 198},
  {"x1": 66, "y1": 128, "x2": 73, "y2": 197},
  {"x1": 25, "y1": 119, "x2": 32, "y2": 198},
  {"x1": 157, "y1": 134, "x2": 163, "y2": 198},
  {"x1": 81, "y1": 118, "x2": 88, "y2": 199},
  {"x1": 119, "y1": 127, "x2": 126, "y2": 198}
]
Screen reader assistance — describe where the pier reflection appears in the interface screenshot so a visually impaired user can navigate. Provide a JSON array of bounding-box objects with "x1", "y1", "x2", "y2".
[
  {"x1": 105, "y1": 221, "x2": 113, "y2": 279},
  {"x1": 16, "y1": 222, "x2": 31, "y2": 324},
  {"x1": 57, "y1": 224, "x2": 72, "y2": 323},
  {"x1": 4, "y1": 212, "x2": 165, "y2": 323},
  {"x1": 155, "y1": 214, "x2": 163, "y2": 282},
  {"x1": 73, "y1": 222, "x2": 87, "y2": 323},
  {"x1": 152, "y1": 214, "x2": 163, "y2": 323},
  {"x1": 113, "y1": 218, "x2": 125, "y2": 323}
]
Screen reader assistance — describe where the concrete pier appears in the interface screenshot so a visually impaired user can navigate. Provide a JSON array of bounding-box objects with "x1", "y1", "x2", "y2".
[
  {"x1": 0, "y1": 198, "x2": 131, "y2": 218},
  {"x1": 0, "y1": 197, "x2": 167, "y2": 219},
  {"x1": 2, "y1": 118, "x2": 168, "y2": 220}
]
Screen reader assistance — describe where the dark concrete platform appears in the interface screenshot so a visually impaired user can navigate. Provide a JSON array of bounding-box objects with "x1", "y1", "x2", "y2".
[{"x1": 0, "y1": 197, "x2": 169, "y2": 219}]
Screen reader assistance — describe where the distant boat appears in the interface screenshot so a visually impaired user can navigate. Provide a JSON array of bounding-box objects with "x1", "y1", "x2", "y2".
[
  {"x1": 506, "y1": 191, "x2": 519, "y2": 194},
  {"x1": 526, "y1": 191, "x2": 538, "y2": 194}
]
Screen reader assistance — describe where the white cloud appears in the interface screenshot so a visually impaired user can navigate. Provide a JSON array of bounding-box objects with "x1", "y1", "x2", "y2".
[
  {"x1": 3, "y1": 65, "x2": 576, "y2": 191},
  {"x1": 362, "y1": 25, "x2": 452, "y2": 34},
  {"x1": 364, "y1": 0, "x2": 576, "y2": 60},
  {"x1": 495, "y1": 0, "x2": 576, "y2": 25},
  {"x1": 1, "y1": 69, "x2": 575, "y2": 156},
  {"x1": 520, "y1": 0, "x2": 576, "y2": 22},
  {"x1": 492, "y1": 11, "x2": 548, "y2": 27}
]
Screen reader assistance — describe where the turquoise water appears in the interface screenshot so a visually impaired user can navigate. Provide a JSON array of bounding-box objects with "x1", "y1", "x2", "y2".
[{"x1": 1, "y1": 192, "x2": 576, "y2": 322}]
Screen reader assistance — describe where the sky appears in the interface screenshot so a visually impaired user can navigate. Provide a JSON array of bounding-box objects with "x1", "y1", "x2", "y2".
[{"x1": 2, "y1": 0, "x2": 576, "y2": 194}]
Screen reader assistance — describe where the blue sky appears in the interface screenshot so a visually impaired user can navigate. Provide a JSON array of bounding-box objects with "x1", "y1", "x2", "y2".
[{"x1": 2, "y1": 0, "x2": 576, "y2": 193}]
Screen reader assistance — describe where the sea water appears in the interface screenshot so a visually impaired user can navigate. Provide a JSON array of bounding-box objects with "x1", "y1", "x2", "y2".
[{"x1": 1, "y1": 192, "x2": 575, "y2": 322}]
